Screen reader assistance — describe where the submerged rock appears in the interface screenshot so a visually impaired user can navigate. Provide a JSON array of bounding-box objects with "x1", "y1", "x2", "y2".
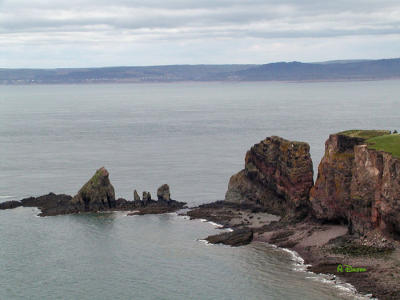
[
  {"x1": 0, "y1": 200, "x2": 22, "y2": 210},
  {"x1": 157, "y1": 184, "x2": 170, "y2": 202},
  {"x1": 72, "y1": 167, "x2": 116, "y2": 211}
]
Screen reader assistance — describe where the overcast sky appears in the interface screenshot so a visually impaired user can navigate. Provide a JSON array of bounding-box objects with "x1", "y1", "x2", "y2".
[{"x1": 1, "y1": 0, "x2": 400, "y2": 68}]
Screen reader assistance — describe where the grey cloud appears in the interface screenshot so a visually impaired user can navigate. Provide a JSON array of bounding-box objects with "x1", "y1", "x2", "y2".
[
  {"x1": 1, "y1": 0, "x2": 400, "y2": 67},
  {"x1": 1, "y1": 1, "x2": 399, "y2": 38}
]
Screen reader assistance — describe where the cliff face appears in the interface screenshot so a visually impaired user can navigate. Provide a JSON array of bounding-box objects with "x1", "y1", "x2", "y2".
[
  {"x1": 310, "y1": 132, "x2": 400, "y2": 236},
  {"x1": 309, "y1": 134, "x2": 365, "y2": 222},
  {"x1": 351, "y1": 145, "x2": 400, "y2": 235},
  {"x1": 225, "y1": 136, "x2": 314, "y2": 218}
]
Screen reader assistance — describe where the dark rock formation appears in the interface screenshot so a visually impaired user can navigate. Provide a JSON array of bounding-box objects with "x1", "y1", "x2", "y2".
[
  {"x1": 134, "y1": 190, "x2": 140, "y2": 201},
  {"x1": 71, "y1": 167, "x2": 116, "y2": 211},
  {"x1": 2, "y1": 167, "x2": 185, "y2": 216},
  {"x1": 21, "y1": 193, "x2": 74, "y2": 216},
  {"x1": 206, "y1": 228, "x2": 253, "y2": 246},
  {"x1": 310, "y1": 131, "x2": 400, "y2": 237},
  {"x1": 114, "y1": 198, "x2": 136, "y2": 210},
  {"x1": 157, "y1": 184, "x2": 170, "y2": 202},
  {"x1": 128, "y1": 199, "x2": 186, "y2": 215},
  {"x1": 142, "y1": 191, "x2": 151, "y2": 203},
  {"x1": 0, "y1": 200, "x2": 22, "y2": 210},
  {"x1": 225, "y1": 136, "x2": 314, "y2": 219}
]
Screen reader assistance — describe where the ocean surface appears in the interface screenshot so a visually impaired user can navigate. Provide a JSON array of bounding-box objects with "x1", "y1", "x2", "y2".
[{"x1": 1, "y1": 81, "x2": 399, "y2": 299}]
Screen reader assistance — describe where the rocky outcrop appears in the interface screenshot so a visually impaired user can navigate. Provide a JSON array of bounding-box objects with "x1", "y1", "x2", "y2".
[
  {"x1": 310, "y1": 131, "x2": 400, "y2": 237},
  {"x1": 21, "y1": 193, "x2": 74, "y2": 216},
  {"x1": 225, "y1": 136, "x2": 314, "y2": 218},
  {"x1": 206, "y1": 228, "x2": 253, "y2": 246},
  {"x1": 71, "y1": 167, "x2": 116, "y2": 211},
  {"x1": 157, "y1": 184, "x2": 170, "y2": 202},
  {"x1": 1, "y1": 167, "x2": 186, "y2": 216}
]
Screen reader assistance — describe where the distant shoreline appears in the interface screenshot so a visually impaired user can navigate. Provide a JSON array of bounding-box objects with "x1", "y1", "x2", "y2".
[
  {"x1": 2, "y1": 77, "x2": 400, "y2": 86},
  {"x1": 2, "y1": 58, "x2": 400, "y2": 85}
]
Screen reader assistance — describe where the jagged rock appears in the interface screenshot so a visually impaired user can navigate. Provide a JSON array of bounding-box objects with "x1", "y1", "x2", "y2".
[
  {"x1": 157, "y1": 184, "x2": 170, "y2": 202},
  {"x1": 71, "y1": 167, "x2": 116, "y2": 211},
  {"x1": 142, "y1": 191, "x2": 151, "y2": 203},
  {"x1": 225, "y1": 136, "x2": 314, "y2": 219},
  {"x1": 0, "y1": 200, "x2": 22, "y2": 210},
  {"x1": 133, "y1": 190, "x2": 140, "y2": 201}
]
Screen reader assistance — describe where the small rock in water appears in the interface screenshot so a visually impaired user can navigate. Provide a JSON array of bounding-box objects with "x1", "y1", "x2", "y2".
[
  {"x1": 157, "y1": 184, "x2": 170, "y2": 202},
  {"x1": 134, "y1": 190, "x2": 140, "y2": 201}
]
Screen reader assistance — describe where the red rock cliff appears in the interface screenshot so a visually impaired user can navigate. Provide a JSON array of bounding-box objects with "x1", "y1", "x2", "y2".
[
  {"x1": 225, "y1": 136, "x2": 314, "y2": 218},
  {"x1": 310, "y1": 131, "x2": 400, "y2": 236}
]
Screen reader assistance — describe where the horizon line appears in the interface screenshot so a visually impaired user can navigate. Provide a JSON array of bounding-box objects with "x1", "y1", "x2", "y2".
[{"x1": 2, "y1": 57, "x2": 400, "y2": 70}]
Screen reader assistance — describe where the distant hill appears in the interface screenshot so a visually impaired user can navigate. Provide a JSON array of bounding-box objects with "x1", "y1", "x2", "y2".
[
  {"x1": 1, "y1": 58, "x2": 400, "y2": 84},
  {"x1": 228, "y1": 58, "x2": 400, "y2": 81}
]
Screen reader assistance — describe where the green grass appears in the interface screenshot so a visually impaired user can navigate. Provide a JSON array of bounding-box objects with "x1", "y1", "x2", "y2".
[
  {"x1": 366, "y1": 134, "x2": 400, "y2": 158},
  {"x1": 338, "y1": 129, "x2": 390, "y2": 140}
]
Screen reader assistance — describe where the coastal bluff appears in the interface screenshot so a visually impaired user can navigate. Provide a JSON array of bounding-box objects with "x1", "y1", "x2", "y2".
[
  {"x1": 189, "y1": 130, "x2": 400, "y2": 298},
  {"x1": 0, "y1": 167, "x2": 186, "y2": 216},
  {"x1": 310, "y1": 130, "x2": 400, "y2": 236}
]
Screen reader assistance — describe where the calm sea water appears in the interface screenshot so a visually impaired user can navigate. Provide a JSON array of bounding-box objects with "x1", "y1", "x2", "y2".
[{"x1": 1, "y1": 81, "x2": 399, "y2": 299}]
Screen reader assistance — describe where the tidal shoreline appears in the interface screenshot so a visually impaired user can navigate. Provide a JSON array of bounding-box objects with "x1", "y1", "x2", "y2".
[{"x1": 185, "y1": 201, "x2": 399, "y2": 299}]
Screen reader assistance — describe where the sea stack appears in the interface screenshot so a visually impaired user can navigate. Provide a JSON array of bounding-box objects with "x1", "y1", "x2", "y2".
[
  {"x1": 225, "y1": 136, "x2": 314, "y2": 219},
  {"x1": 157, "y1": 184, "x2": 171, "y2": 202},
  {"x1": 134, "y1": 190, "x2": 140, "y2": 201},
  {"x1": 72, "y1": 167, "x2": 116, "y2": 211},
  {"x1": 142, "y1": 191, "x2": 151, "y2": 203}
]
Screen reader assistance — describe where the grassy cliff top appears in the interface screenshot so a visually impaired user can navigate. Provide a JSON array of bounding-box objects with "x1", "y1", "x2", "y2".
[
  {"x1": 366, "y1": 134, "x2": 400, "y2": 158},
  {"x1": 338, "y1": 129, "x2": 391, "y2": 140}
]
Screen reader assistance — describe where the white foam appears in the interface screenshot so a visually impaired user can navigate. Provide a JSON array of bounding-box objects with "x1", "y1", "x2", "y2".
[
  {"x1": 197, "y1": 239, "x2": 210, "y2": 245},
  {"x1": 261, "y1": 242, "x2": 373, "y2": 299},
  {"x1": 280, "y1": 248, "x2": 310, "y2": 271},
  {"x1": 306, "y1": 273, "x2": 374, "y2": 299},
  {"x1": 0, "y1": 196, "x2": 13, "y2": 199},
  {"x1": 125, "y1": 210, "x2": 139, "y2": 216},
  {"x1": 207, "y1": 221, "x2": 223, "y2": 228}
]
